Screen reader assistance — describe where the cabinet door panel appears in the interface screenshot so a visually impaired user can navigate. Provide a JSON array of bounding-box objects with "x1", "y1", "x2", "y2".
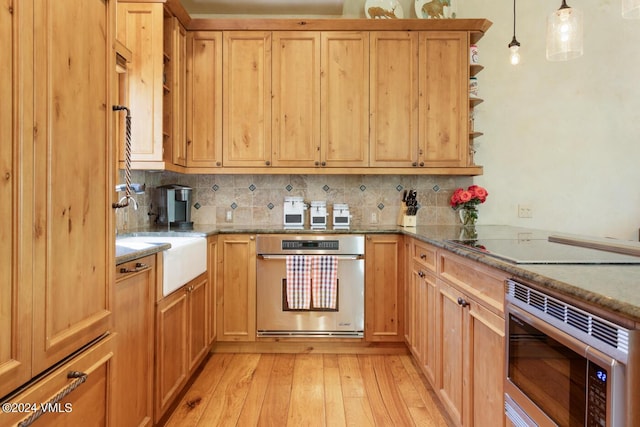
[
  {"x1": 0, "y1": 0, "x2": 32, "y2": 397},
  {"x1": 365, "y1": 235, "x2": 403, "y2": 342},
  {"x1": 320, "y1": 32, "x2": 369, "y2": 167},
  {"x1": 217, "y1": 235, "x2": 256, "y2": 341},
  {"x1": 118, "y1": 3, "x2": 164, "y2": 161},
  {"x1": 187, "y1": 31, "x2": 223, "y2": 167},
  {"x1": 32, "y1": 0, "x2": 113, "y2": 373},
  {"x1": 188, "y1": 275, "x2": 208, "y2": 372},
  {"x1": 437, "y1": 281, "x2": 464, "y2": 425},
  {"x1": 370, "y1": 32, "x2": 419, "y2": 167},
  {"x1": 272, "y1": 31, "x2": 321, "y2": 167},
  {"x1": 420, "y1": 32, "x2": 468, "y2": 167},
  {"x1": 223, "y1": 32, "x2": 271, "y2": 167}
]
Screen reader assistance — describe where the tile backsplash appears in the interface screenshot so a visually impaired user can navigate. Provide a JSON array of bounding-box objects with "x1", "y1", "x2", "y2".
[{"x1": 116, "y1": 170, "x2": 472, "y2": 231}]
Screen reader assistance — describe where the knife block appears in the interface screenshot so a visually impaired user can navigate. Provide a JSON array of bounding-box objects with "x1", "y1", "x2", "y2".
[{"x1": 397, "y1": 206, "x2": 417, "y2": 227}]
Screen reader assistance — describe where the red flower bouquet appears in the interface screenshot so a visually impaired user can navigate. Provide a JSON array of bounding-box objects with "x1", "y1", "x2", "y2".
[{"x1": 450, "y1": 185, "x2": 489, "y2": 226}]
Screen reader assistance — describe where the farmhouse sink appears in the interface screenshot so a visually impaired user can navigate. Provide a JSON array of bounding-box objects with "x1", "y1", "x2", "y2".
[{"x1": 116, "y1": 236, "x2": 207, "y2": 296}]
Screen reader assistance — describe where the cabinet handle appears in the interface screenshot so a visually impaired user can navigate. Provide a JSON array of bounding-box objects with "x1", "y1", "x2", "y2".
[
  {"x1": 457, "y1": 297, "x2": 470, "y2": 308},
  {"x1": 420, "y1": 253, "x2": 427, "y2": 260},
  {"x1": 119, "y1": 262, "x2": 149, "y2": 274},
  {"x1": 17, "y1": 371, "x2": 88, "y2": 427}
]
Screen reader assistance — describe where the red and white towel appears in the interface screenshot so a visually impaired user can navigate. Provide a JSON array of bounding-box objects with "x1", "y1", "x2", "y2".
[
  {"x1": 286, "y1": 255, "x2": 338, "y2": 310},
  {"x1": 311, "y1": 256, "x2": 338, "y2": 310},
  {"x1": 286, "y1": 255, "x2": 312, "y2": 310}
]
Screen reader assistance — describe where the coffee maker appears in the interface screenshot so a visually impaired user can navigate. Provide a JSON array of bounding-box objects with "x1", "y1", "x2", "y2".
[{"x1": 151, "y1": 184, "x2": 194, "y2": 230}]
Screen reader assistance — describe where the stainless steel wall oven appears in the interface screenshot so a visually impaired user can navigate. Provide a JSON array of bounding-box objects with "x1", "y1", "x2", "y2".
[
  {"x1": 256, "y1": 234, "x2": 364, "y2": 338},
  {"x1": 505, "y1": 279, "x2": 636, "y2": 427}
]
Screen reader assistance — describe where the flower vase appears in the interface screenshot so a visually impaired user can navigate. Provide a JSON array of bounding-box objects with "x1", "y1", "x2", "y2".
[{"x1": 459, "y1": 207, "x2": 478, "y2": 227}]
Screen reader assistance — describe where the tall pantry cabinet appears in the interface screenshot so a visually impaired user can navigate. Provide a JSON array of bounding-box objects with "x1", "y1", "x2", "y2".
[{"x1": 1, "y1": 0, "x2": 115, "y2": 421}]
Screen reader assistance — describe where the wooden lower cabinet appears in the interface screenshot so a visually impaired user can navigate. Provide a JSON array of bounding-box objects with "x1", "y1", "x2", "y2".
[
  {"x1": 216, "y1": 234, "x2": 256, "y2": 341},
  {"x1": 404, "y1": 238, "x2": 506, "y2": 427},
  {"x1": 3, "y1": 335, "x2": 114, "y2": 427},
  {"x1": 113, "y1": 256, "x2": 156, "y2": 427},
  {"x1": 155, "y1": 272, "x2": 209, "y2": 422},
  {"x1": 365, "y1": 234, "x2": 404, "y2": 342}
]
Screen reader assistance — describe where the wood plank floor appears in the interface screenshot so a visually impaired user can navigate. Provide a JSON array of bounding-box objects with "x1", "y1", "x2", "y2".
[{"x1": 165, "y1": 353, "x2": 452, "y2": 427}]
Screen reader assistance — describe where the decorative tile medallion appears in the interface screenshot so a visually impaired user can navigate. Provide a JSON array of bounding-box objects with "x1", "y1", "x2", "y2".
[
  {"x1": 377, "y1": 203, "x2": 385, "y2": 210},
  {"x1": 323, "y1": 185, "x2": 330, "y2": 192},
  {"x1": 432, "y1": 184, "x2": 440, "y2": 192},
  {"x1": 194, "y1": 202, "x2": 201, "y2": 209},
  {"x1": 212, "y1": 184, "x2": 219, "y2": 191},
  {"x1": 231, "y1": 202, "x2": 238, "y2": 210},
  {"x1": 286, "y1": 184, "x2": 293, "y2": 192},
  {"x1": 249, "y1": 184, "x2": 256, "y2": 192},
  {"x1": 267, "y1": 203, "x2": 274, "y2": 210},
  {"x1": 396, "y1": 185, "x2": 404, "y2": 192},
  {"x1": 360, "y1": 185, "x2": 366, "y2": 192}
]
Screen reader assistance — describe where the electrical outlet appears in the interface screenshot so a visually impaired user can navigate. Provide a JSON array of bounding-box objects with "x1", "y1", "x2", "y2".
[
  {"x1": 518, "y1": 204, "x2": 533, "y2": 218},
  {"x1": 370, "y1": 212, "x2": 378, "y2": 224},
  {"x1": 226, "y1": 210, "x2": 233, "y2": 222}
]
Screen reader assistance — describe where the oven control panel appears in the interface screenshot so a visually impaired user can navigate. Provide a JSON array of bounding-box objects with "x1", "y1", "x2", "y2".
[
  {"x1": 587, "y1": 361, "x2": 608, "y2": 427},
  {"x1": 281, "y1": 240, "x2": 339, "y2": 250}
]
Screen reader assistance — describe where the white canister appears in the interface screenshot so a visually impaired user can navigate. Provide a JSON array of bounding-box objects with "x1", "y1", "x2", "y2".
[
  {"x1": 470, "y1": 44, "x2": 479, "y2": 64},
  {"x1": 469, "y1": 77, "x2": 478, "y2": 98}
]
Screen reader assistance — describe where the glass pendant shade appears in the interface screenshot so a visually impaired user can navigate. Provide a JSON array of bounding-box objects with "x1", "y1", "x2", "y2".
[
  {"x1": 622, "y1": 0, "x2": 640, "y2": 18},
  {"x1": 546, "y1": 3, "x2": 583, "y2": 61},
  {"x1": 509, "y1": 45, "x2": 521, "y2": 65}
]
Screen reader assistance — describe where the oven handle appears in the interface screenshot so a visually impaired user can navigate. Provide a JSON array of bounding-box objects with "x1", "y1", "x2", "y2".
[{"x1": 257, "y1": 254, "x2": 364, "y2": 260}]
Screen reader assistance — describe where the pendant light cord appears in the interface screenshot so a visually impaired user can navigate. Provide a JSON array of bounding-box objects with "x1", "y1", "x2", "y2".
[{"x1": 509, "y1": 0, "x2": 520, "y2": 48}]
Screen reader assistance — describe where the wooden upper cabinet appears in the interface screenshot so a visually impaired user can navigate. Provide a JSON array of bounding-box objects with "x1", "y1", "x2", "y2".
[
  {"x1": 420, "y1": 32, "x2": 468, "y2": 167},
  {"x1": 321, "y1": 32, "x2": 370, "y2": 167},
  {"x1": 32, "y1": 0, "x2": 113, "y2": 373},
  {"x1": 117, "y1": 2, "x2": 164, "y2": 164},
  {"x1": 369, "y1": 31, "x2": 419, "y2": 167},
  {"x1": 223, "y1": 31, "x2": 272, "y2": 167},
  {"x1": 272, "y1": 31, "x2": 321, "y2": 167},
  {"x1": 186, "y1": 31, "x2": 223, "y2": 168}
]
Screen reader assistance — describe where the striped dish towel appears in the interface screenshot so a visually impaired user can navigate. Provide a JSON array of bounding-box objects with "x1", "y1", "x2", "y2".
[
  {"x1": 286, "y1": 255, "x2": 311, "y2": 310},
  {"x1": 312, "y1": 256, "x2": 338, "y2": 309}
]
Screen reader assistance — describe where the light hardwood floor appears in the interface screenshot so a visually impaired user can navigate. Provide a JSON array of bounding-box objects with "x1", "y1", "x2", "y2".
[{"x1": 165, "y1": 353, "x2": 452, "y2": 426}]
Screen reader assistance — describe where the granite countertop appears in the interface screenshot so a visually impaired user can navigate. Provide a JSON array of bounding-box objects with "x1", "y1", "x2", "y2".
[{"x1": 116, "y1": 224, "x2": 640, "y2": 325}]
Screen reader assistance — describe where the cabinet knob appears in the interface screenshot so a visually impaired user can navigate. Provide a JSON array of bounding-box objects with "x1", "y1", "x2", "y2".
[
  {"x1": 321, "y1": 161, "x2": 326, "y2": 167},
  {"x1": 418, "y1": 270, "x2": 425, "y2": 278},
  {"x1": 216, "y1": 161, "x2": 222, "y2": 167},
  {"x1": 412, "y1": 162, "x2": 417, "y2": 167},
  {"x1": 315, "y1": 161, "x2": 320, "y2": 166},
  {"x1": 419, "y1": 162, "x2": 424, "y2": 167},
  {"x1": 420, "y1": 253, "x2": 427, "y2": 260},
  {"x1": 250, "y1": 236, "x2": 255, "y2": 241},
  {"x1": 265, "y1": 161, "x2": 271, "y2": 166},
  {"x1": 457, "y1": 297, "x2": 470, "y2": 308},
  {"x1": 187, "y1": 139, "x2": 192, "y2": 145}
]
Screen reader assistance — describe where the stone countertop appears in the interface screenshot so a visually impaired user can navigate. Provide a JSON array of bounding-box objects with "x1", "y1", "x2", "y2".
[{"x1": 116, "y1": 224, "x2": 640, "y2": 324}]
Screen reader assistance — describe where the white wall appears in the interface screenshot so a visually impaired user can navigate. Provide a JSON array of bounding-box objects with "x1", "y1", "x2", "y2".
[
  {"x1": 457, "y1": 0, "x2": 640, "y2": 240},
  {"x1": 347, "y1": 0, "x2": 640, "y2": 240}
]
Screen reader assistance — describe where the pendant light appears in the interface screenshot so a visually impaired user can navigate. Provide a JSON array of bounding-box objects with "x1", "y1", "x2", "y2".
[
  {"x1": 546, "y1": 0, "x2": 583, "y2": 61},
  {"x1": 508, "y1": 0, "x2": 521, "y2": 65},
  {"x1": 622, "y1": 0, "x2": 640, "y2": 18}
]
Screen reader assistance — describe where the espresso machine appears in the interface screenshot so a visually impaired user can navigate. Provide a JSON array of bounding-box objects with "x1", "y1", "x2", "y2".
[{"x1": 150, "y1": 184, "x2": 194, "y2": 230}]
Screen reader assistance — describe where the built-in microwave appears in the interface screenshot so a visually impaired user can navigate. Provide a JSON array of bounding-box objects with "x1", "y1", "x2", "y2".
[{"x1": 505, "y1": 279, "x2": 630, "y2": 427}]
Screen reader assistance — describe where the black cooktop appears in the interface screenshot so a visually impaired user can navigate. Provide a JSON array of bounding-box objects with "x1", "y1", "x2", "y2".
[{"x1": 445, "y1": 238, "x2": 640, "y2": 264}]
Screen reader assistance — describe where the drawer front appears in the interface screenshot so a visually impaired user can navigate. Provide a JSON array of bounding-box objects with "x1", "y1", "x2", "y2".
[
  {"x1": 2, "y1": 335, "x2": 113, "y2": 427},
  {"x1": 439, "y1": 251, "x2": 507, "y2": 315},
  {"x1": 411, "y1": 239, "x2": 437, "y2": 272}
]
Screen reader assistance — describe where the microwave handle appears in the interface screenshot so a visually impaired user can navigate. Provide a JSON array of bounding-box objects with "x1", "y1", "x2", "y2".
[{"x1": 258, "y1": 254, "x2": 363, "y2": 260}]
